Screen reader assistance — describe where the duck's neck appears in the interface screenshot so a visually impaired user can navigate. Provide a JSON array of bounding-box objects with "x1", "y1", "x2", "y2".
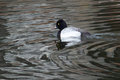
[{"x1": 60, "y1": 27, "x2": 66, "y2": 31}]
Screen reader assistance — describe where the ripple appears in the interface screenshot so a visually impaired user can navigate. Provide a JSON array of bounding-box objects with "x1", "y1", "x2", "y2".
[
  {"x1": 51, "y1": 41, "x2": 120, "y2": 78},
  {"x1": 0, "y1": 0, "x2": 120, "y2": 80}
]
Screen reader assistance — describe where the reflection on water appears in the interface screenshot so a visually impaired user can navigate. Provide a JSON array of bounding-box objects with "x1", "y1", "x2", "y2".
[{"x1": 0, "y1": 0, "x2": 120, "y2": 80}]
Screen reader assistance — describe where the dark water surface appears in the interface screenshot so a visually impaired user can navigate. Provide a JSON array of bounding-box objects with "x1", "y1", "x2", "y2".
[{"x1": 0, "y1": 0, "x2": 120, "y2": 80}]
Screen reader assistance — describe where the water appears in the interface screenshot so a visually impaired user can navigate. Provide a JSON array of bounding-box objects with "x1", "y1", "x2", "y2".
[{"x1": 0, "y1": 0, "x2": 120, "y2": 80}]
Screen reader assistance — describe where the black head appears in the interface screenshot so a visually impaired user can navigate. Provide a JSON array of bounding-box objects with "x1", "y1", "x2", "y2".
[{"x1": 56, "y1": 19, "x2": 67, "y2": 30}]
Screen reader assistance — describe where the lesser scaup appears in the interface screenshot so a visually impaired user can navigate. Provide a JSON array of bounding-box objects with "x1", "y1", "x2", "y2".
[{"x1": 56, "y1": 19, "x2": 91, "y2": 47}]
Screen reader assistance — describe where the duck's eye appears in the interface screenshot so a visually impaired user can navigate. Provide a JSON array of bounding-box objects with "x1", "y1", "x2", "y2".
[{"x1": 58, "y1": 23, "x2": 60, "y2": 26}]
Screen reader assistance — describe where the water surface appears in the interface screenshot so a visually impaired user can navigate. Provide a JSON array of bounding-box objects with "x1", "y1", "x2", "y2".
[{"x1": 0, "y1": 0, "x2": 120, "y2": 80}]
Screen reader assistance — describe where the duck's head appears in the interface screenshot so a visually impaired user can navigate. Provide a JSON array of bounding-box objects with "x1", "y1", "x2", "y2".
[{"x1": 56, "y1": 19, "x2": 67, "y2": 30}]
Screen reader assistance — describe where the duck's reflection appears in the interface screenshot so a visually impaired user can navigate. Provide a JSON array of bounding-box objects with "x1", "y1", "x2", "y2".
[{"x1": 55, "y1": 41, "x2": 67, "y2": 50}]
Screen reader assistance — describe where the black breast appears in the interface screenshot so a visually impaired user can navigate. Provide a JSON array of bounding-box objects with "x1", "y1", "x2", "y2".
[{"x1": 57, "y1": 30, "x2": 61, "y2": 41}]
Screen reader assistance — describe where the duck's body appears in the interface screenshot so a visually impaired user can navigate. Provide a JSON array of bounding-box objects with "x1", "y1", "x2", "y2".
[{"x1": 56, "y1": 19, "x2": 91, "y2": 47}]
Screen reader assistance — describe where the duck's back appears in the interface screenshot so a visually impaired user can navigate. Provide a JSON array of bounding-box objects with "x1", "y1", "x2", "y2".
[{"x1": 60, "y1": 27, "x2": 81, "y2": 42}]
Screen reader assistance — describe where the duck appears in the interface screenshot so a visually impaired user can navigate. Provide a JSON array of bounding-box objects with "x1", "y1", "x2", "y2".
[{"x1": 56, "y1": 19, "x2": 91, "y2": 47}]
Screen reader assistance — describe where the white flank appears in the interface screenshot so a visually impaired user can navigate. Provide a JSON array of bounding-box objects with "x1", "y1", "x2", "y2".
[{"x1": 60, "y1": 27, "x2": 81, "y2": 43}]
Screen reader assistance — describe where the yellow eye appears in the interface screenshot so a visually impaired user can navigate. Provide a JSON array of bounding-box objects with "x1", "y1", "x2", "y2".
[{"x1": 58, "y1": 23, "x2": 60, "y2": 26}]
